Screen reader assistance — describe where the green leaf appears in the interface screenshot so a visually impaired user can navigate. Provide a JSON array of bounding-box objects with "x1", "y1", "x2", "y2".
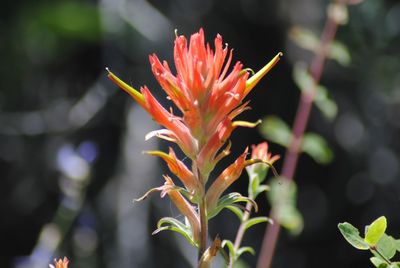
[
  {"x1": 208, "y1": 192, "x2": 257, "y2": 219},
  {"x1": 365, "y1": 216, "x2": 387, "y2": 246},
  {"x1": 254, "y1": 185, "x2": 270, "y2": 198},
  {"x1": 338, "y1": 222, "x2": 369, "y2": 250},
  {"x1": 152, "y1": 217, "x2": 195, "y2": 246},
  {"x1": 243, "y1": 217, "x2": 271, "y2": 232},
  {"x1": 370, "y1": 257, "x2": 388, "y2": 268},
  {"x1": 301, "y1": 132, "x2": 334, "y2": 164},
  {"x1": 222, "y1": 240, "x2": 235, "y2": 259},
  {"x1": 328, "y1": 40, "x2": 351, "y2": 66},
  {"x1": 267, "y1": 178, "x2": 303, "y2": 235},
  {"x1": 293, "y1": 63, "x2": 338, "y2": 121},
  {"x1": 314, "y1": 85, "x2": 338, "y2": 120},
  {"x1": 225, "y1": 205, "x2": 244, "y2": 221},
  {"x1": 375, "y1": 234, "x2": 397, "y2": 260},
  {"x1": 237, "y1": 246, "x2": 255, "y2": 258},
  {"x1": 289, "y1": 27, "x2": 320, "y2": 53},
  {"x1": 395, "y1": 239, "x2": 400, "y2": 251},
  {"x1": 259, "y1": 116, "x2": 292, "y2": 148},
  {"x1": 293, "y1": 62, "x2": 314, "y2": 93}
]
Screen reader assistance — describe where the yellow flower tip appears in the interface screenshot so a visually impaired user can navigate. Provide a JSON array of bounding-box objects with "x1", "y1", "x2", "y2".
[
  {"x1": 245, "y1": 52, "x2": 283, "y2": 94},
  {"x1": 232, "y1": 119, "x2": 262, "y2": 128},
  {"x1": 106, "y1": 68, "x2": 146, "y2": 106}
]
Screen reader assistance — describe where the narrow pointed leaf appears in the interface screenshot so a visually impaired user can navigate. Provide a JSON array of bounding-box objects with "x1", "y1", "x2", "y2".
[
  {"x1": 226, "y1": 205, "x2": 245, "y2": 221},
  {"x1": 338, "y1": 222, "x2": 369, "y2": 250},
  {"x1": 237, "y1": 246, "x2": 255, "y2": 258},
  {"x1": 207, "y1": 192, "x2": 257, "y2": 219},
  {"x1": 222, "y1": 240, "x2": 235, "y2": 261},
  {"x1": 153, "y1": 217, "x2": 195, "y2": 246},
  {"x1": 243, "y1": 217, "x2": 271, "y2": 232},
  {"x1": 365, "y1": 216, "x2": 387, "y2": 246}
]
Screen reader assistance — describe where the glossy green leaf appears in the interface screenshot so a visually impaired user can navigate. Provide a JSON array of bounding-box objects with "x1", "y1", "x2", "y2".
[
  {"x1": 152, "y1": 217, "x2": 195, "y2": 246},
  {"x1": 302, "y1": 132, "x2": 334, "y2": 164},
  {"x1": 237, "y1": 246, "x2": 255, "y2": 258},
  {"x1": 370, "y1": 257, "x2": 388, "y2": 268},
  {"x1": 395, "y1": 239, "x2": 400, "y2": 251},
  {"x1": 365, "y1": 216, "x2": 387, "y2": 246},
  {"x1": 208, "y1": 192, "x2": 257, "y2": 219},
  {"x1": 259, "y1": 116, "x2": 292, "y2": 148},
  {"x1": 243, "y1": 217, "x2": 271, "y2": 232},
  {"x1": 222, "y1": 239, "x2": 235, "y2": 259},
  {"x1": 226, "y1": 205, "x2": 244, "y2": 221},
  {"x1": 338, "y1": 222, "x2": 369, "y2": 250},
  {"x1": 375, "y1": 234, "x2": 397, "y2": 260},
  {"x1": 267, "y1": 178, "x2": 303, "y2": 235}
]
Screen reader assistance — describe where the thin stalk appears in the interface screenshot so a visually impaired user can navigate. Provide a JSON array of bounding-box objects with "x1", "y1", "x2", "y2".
[
  {"x1": 256, "y1": 2, "x2": 345, "y2": 267},
  {"x1": 371, "y1": 246, "x2": 392, "y2": 265},
  {"x1": 198, "y1": 197, "x2": 208, "y2": 260},
  {"x1": 228, "y1": 202, "x2": 253, "y2": 268}
]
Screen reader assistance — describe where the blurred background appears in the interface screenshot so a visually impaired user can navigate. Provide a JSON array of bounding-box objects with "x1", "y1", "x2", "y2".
[{"x1": 1, "y1": 0, "x2": 400, "y2": 267}]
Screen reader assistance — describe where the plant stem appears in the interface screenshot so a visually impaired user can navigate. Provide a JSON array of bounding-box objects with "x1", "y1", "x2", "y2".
[
  {"x1": 371, "y1": 247, "x2": 392, "y2": 265},
  {"x1": 228, "y1": 202, "x2": 253, "y2": 268},
  {"x1": 256, "y1": 2, "x2": 344, "y2": 267},
  {"x1": 198, "y1": 196, "x2": 208, "y2": 261}
]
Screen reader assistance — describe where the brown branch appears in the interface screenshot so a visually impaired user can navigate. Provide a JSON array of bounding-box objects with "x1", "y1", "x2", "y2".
[{"x1": 256, "y1": 1, "x2": 346, "y2": 267}]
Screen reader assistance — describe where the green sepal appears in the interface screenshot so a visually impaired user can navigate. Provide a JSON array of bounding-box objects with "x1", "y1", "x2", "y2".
[
  {"x1": 365, "y1": 216, "x2": 387, "y2": 246},
  {"x1": 207, "y1": 192, "x2": 257, "y2": 220},
  {"x1": 152, "y1": 217, "x2": 196, "y2": 247},
  {"x1": 338, "y1": 222, "x2": 369, "y2": 250}
]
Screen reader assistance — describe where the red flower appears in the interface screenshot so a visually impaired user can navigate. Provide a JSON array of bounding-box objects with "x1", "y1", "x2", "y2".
[
  {"x1": 107, "y1": 29, "x2": 281, "y2": 244},
  {"x1": 49, "y1": 257, "x2": 69, "y2": 268}
]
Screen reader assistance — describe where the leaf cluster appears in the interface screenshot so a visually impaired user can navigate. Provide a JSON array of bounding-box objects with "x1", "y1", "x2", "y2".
[{"x1": 338, "y1": 216, "x2": 400, "y2": 267}]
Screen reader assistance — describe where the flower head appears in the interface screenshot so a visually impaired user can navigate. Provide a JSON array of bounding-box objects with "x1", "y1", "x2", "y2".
[
  {"x1": 107, "y1": 29, "x2": 281, "y2": 247},
  {"x1": 49, "y1": 257, "x2": 69, "y2": 268}
]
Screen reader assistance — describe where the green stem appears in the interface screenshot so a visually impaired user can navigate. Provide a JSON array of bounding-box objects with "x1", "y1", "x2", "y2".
[
  {"x1": 198, "y1": 197, "x2": 208, "y2": 261},
  {"x1": 228, "y1": 202, "x2": 253, "y2": 268},
  {"x1": 371, "y1": 246, "x2": 392, "y2": 265}
]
